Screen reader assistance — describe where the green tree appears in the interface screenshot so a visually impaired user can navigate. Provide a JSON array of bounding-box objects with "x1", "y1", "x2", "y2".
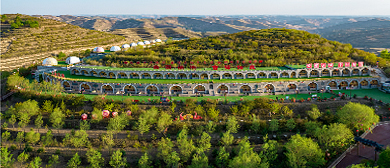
[
  {"x1": 107, "y1": 113, "x2": 128, "y2": 139},
  {"x1": 216, "y1": 146, "x2": 230, "y2": 168},
  {"x1": 29, "y1": 156, "x2": 42, "y2": 168},
  {"x1": 50, "y1": 108, "x2": 65, "y2": 136},
  {"x1": 18, "y1": 112, "x2": 30, "y2": 131},
  {"x1": 16, "y1": 131, "x2": 25, "y2": 149},
  {"x1": 259, "y1": 135, "x2": 278, "y2": 166},
  {"x1": 157, "y1": 137, "x2": 180, "y2": 167},
  {"x1": 8, "y1": 114, "x2": 16, "y2": 128},
  {"x1": 305, "y1": 121, "x2": 321, "y2": 137},
  {"x1": 195, "y1": 105, "x2": 205, "y2": 117},
  {"x1": 67, "y1": 153, "x2": 81, "y2": 168},
  {"x1": 25, "y1": 128, "x2": 40, "y2": 145},
  {"x1": 347, "y1": 164, "x2": 369, "y2": 168},
  {"x1": 285, "y1": 134, "x2": 325, "y2": 168},
  {"x1": 230, "y1": 106, "x2": 238, "y2": 115},
  {"x1": 270, "y1": 103, "x2": 281, "y2": 116},
  {"x1": 137, "y1": 116, "x2": 150, "y2": 135},
  {"x1": 207, "y1": 106, "x2": 220, "y2": 120},
  {"x1": 138, "y1": 152, "x2": 152, "y2": 168},
  {"x1": 229, "y1": 137, "x2": 267, "y2": 168},
  {"x1": 286, "y1": 118, "x2": 296, "y2": 131},
  {"x1": 221, "y1": 130, "x2": 234, "y2": 147},
  {"x1": 15, "y1": 99, "x2": 39, "y2": 118},
  {"x1": 47, "y1": 155, "x2": 59, "y2": 168},
  {"x1": 315, "y1": 123, "x2": 353, "y2": 154},
  {"x1": 205, "y1": 121, "x2": 216, "y2": 133},
  {"x1": 377, "y1": 147, "x2": 390, "y2": 168},
  {"x1": 198, "y1": 132, "x2": 211, "y2": 152},
  {"x1": 251, "y1": 114, "x2": 263, "y2": 134},
  {"x1": 80, "y1": 120, "x2": 90, "y2": 130},
  {"x1": 269, "y1": 119, "x2": 279, "y2": 134},
  {"x1": 306, "y1": 104, "x2": 321, "y2": 120},
  {"x1": 102, "y1": 132, "x2": 115, "y2": 154},
  {"x1": 177, "y1": 125, "x2": 195, "y2": 162},
  {"x1": 189, "y1": 151, "x2": 208, "y2": 168},
  {"x1": 226, "y1": 116, "x2": 240, "y2": 133},
  {"x1": 2, "y1": 131, "x2": 11, "y2": 143},
  {"x1": 86, "y1": 148, "x2": 104, "y2": 168},
  {"x1": 157, "y1": 112, "x2": 173, "y2": 134},
  {"x1": 109, "y1": 149, "x2": 127, "y2": 168},
  {"x1": 70, "y1": 130, "x2": 89, "y2": 150},
  {"x1": 42, "y1": 100, "x2": 54, "y2": 114},
  {"x1": 17, "y1": 151, "x2": 29, "y2": 167},
  {"x1": 35, "y1": 115, "x2": 43, "y2": 133},
  {"x1": 137, "y1": 107, "x2": 158, "y2": 135},
  {"x1": 281, "y1": 106, "x2": 293, "y2": 118},
  {"x1": 1, "y1": 147, "x2": 15, "y2": 168},
  {"x1": 170, "y1": 101, "x2": 176, "y2": 113},
  {"x1": 42, "y1": 129, "x2": 55, "y2": 146},
  {"x1": 337, "y1": 102, "x2": 379, "y2": 130}
]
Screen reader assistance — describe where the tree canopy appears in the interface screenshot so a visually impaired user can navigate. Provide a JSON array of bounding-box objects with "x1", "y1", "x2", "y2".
[
  {"x1": 284, "y1": 134, "x2": 325, "y2": 168},
  {"x1": 336, "y1": 102, "x2": 379, "y2": 130}
]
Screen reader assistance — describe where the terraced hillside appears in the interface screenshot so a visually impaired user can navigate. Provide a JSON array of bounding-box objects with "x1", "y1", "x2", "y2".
[{"x1": 0, "y1": 14, "x2": 126, "y2": 71}]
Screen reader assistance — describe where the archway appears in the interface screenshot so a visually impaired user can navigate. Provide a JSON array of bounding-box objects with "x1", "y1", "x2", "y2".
[
  {"x1": 194, "y1": 85, "x2": 206, "y2": 93},
  {"x1": 328, "y1": 81, "x2": 337, "y2": 89},
  {"x1": 332, "y1": 70, "x2": 340, "y2": 76},
  {"x1": 217, "y1": 85, "x2": 229, "y2": 94},
  {"x1": 146, "y1": 85, "x2": 159, "y2": 94},
  {"x1": 290, "y1": 72, "x2": 296, "y2": 78},
  {"x1": 165, "y1": 73, "x2": 175, "y2": 79},
  {"x1": 280, "y1": 72, "x2": 289, "y2": 78},
  {"x1": 124, "y1": 85, "x2": 136, "y2": 94},
  {"x1": 362, "y1": 68, "x2": 369, "y2": 75},
  {"x1": 235, "y1": 73, "x2": 244, "y2": 79},
  {"x1": 298, "y1": 70, "x2": 308, "y2": 78},
  {"x1": 264, "y1": 84, "x2": 274, "y2": 92},
  {"x1": 99, "y1": 71, "x2": 107, "y2": 77},
  {"x1": 72, "y1": 69, "x2": 79, "y2": 75},
  {"x1": 118, "y1": 72, "x2": 127, "y2": 79},
  {"x1": 240, "y1": 85, "x2": 251, "y2": 93},
  {"x1": 269, "y1": 72, "x2": 278, "y2": 78},
  {"x1": 211, "y1": 73, "x2": 220, "y2": 80},
  {"x1": 342, "y1": 69, "x2": 350, "y2": 76},
  {"x1": 321, "y1": 69, "x2": 330, "y2": 77},
  {"x1": 258, "y1": 72, "x2": 266, "y2": 78},
  {"x1": 108, "y1": 72, "x2": 116, "y2": 78},
  {"x1": 352, "y1": 69, "x2": 360, "y2": 76},
  {"x1": 349, "y1": 80, "x2": 358, "y2": 88},
  {"x1": 370, "y1": 80, "x2": 378, "y2": 88},
  {"x1": 223, "y1": 73, "x2": 232, "y2": 79},
  {"x1": 177, "y1": 73, "x2": 187, "y2": 79},
  {"x1": 170, "y1": 85, "x2": 183, "y2": 94},
  {"x1": 287, "y1": 84, "x2": 297, "y2": 91},
  {"x1": 80, "y1": 83, "x2": 91, "y2": 92},
  {"x1": 130, "y1": 73, "x2": 139, "y2": 79},
  {"x1": 200, "y1": 73, "x2": 208, "y2": 80},
  {"x1": 360, "y1": 80, "x2": 368, "y2": 87},
  {"x1": 90, "y1": 71, "x2": 97, "y2": 77},
  {"x1": 142, "y1": 73, "x2": 151, "y2": 79},
  {"x1": 308, "y1": 82, "x2": 317, "y2": 91},
  {"x1": 190, "y1": 73, "x2": 199, "y2": 79},
  {"x1": 246, "y1": 73, "x2": 255, "y2": 79},
  {"x1": 310, "y1": 70, "x2": 319, "y2": 77},
  {"x1": 153, "y1": 73, "x2": 163, "y2": 79},
  {"x1": 102, "y1": 85, "x2": 114, "y2": 93},
  {"x1": 63, "y1": 81, "x2": 71, "y2": 90},
  {"x1": 81, "y1": 70, "x2": 89, "y2": 75},
  {"x1": 340, "y1": 81, "x2": 348, "y2": 89}
]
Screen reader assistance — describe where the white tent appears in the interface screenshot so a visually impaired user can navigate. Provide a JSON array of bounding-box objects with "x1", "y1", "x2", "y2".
[
  {"x1": 151, "y1": 40, "x2": 156, "y2": 43},
  {"x1": 42, "y1": 57, "x2": 58, "y2": 66},
  {"x1": 137, "y1": 42, "x2": 145, "y2": 46},
  {"x1": 156, "y1": 39, "x2": 162, "y2": 42},
  {"x1": 122, "y1": 44, "x2": 130, "y2": 48},
  {"x1": 66, "y1": 56, "x2": 81, "y2": 64},
  {"x1": 110, "y1": 46, "x2": 121, "y2": 52},
  {"x1": 144, "y1": 41, "x2": 150, "y2": 45},
  {"x1": 130, "y1": 43, "x2": 137, "y2": 47},
  {"x1": 93, "y1": 47, "x2": 105, "y2": 53}
]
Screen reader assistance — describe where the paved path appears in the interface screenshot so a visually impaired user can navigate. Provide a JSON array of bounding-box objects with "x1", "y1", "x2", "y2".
[
  {"x1": 374, "y1": 67, "x2": 389, "y2": 83},
  {"x1": 336, "y1": 122, "x2": 390, "y2": 168}
]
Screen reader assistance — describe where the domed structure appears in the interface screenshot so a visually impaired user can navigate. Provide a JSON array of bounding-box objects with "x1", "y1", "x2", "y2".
[
  {"x1": 130, "y1": 43, "x2": 137, "y2": 47},
  {"x1": 137, "y1": 42, "x2": 145, "y2": 46},
  {"x1": 110, "y1": 46, "x2": 121, "y2": 52},
  {"x1": 151, "y1": 40, "x2": 156, "y2": 43},
  {"x1": 42, "y1": 57, "x2": 58, "y2": 66},
  {"x1": 144, "y1": 41, "x2": 150, "y2": 45},
  {"x1": 65, "y1": 56, "x2": 81, "y2": 64},
  {"x1": 122, "y1": 44, "x2": 130, "y2": 48},
  {"x1": 93, "y1": 47, "x2": 105, "y2": 53},
  {"x1": 156, "y1": 39, "x2": 162, "y2": 42}
]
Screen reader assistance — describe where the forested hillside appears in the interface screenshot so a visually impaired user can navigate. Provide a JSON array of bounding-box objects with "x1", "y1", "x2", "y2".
[
  {"x1": 100, "y1": 28, "x2": 388, "y2": 68},
  {"x1": 0, "y1": 14, "x2": 125, "y2": 71}
]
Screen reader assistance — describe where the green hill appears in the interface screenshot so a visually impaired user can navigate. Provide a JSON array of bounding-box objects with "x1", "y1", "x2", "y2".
[
  {"x1": 0, "y1": 14, "x2": 126, "y2": 71},
  {"x1": 100, "y1": 28, "x2": 385, "y2": 68}
]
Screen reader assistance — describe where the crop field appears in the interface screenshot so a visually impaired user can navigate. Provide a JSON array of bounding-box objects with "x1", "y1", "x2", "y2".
[{"x1": 55, "y1": 70, "x2": 366, "y2": 84}]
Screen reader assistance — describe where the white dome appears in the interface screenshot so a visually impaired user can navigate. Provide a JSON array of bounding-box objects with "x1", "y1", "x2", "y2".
[
  {"x1": 93, "y1": 47, "x2": 105, "y2": 53},
  {"x1": 130, "y1": 43, "x2": 137, "y2": 47},
  {"x1": 144, "y1": 41, "x2": 150, "y2": 45},
  {"x1": 151, "y1": 40, "x2": 156, "y2": 43},
  {"x1": 156, "y1": 39, "x2": 162, "y2": 42},
  {"x1": 42, "y1": 57, "x2": 58, "y2": 66},
  {"x1": 110, "y1": 46, "x2": 121, "y2": 52},
  {"x1": 65, "y1": 56, "x2": 80, "y2": 64},
  {"x1": 122, "y1": 44, "x2": 130, "y2": 48},
  {"x1": 137, "y1": 42, "x2": 145, "y2": 46}
]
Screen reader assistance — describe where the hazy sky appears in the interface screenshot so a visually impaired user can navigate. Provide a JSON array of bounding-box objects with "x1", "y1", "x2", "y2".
[{"x1": 2, "y1": 0, "x2": 390, "y2": 16}]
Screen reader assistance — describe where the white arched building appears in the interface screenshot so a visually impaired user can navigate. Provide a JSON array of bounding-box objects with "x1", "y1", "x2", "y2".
[
  {"x1": 65, "y1": 56, "x2": 81, "y2": 64},
  {"x1": 110, "y1": 46, "x2": 121, "y2": 52}
]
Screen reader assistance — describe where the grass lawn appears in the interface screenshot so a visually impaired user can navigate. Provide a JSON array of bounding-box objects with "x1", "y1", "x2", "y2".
[
  {"x1": 287, "y1": 65, "x2": 306, "y2": 69},
  {"x1": 56, "y1": 61, "x2": 68, "y2": 67},
  {"x1": 338, "y1": 89, "x2": 390, "y2": 103},
  {"x1": 55, "y1": 70, "x2": 367, "y2": 84},
  {"x1": 75, "y1": 66, "x2": 289, "y2": 71}
]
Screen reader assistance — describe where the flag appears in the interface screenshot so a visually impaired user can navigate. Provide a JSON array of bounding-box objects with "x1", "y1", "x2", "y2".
[
  {"x1": 306, "y1": 63, "x2": 312, "y2": 69},
  {"x1": 321, "y1": 63, "x2": 326, "y2": 68}
]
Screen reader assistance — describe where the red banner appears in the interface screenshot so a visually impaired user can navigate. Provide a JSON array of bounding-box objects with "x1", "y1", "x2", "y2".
[
  {"x1": 306, "y1": 63, "x2": 312, "y2": 69},
  {"x1": 338, "y1": 62, "x2": 343, "y2": 68},
  {"x1": 351, "y1": 62, "x2": 357, "y2": 67},
  {"x1": 314, "y1": 63, "x2": 319, "y2": 68},
  {"x1": 321, "y1": 63, "x2": 326, "y2": 68},
  {"x1": 328, "y1": 63, "x2": 333, "y2": 68},
  {"x1": 358, "y1": 62, "x2": 364, "y2": 67},
  {"x1": 345, "y1": 62, "x2": 350, "y2": 67}
]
